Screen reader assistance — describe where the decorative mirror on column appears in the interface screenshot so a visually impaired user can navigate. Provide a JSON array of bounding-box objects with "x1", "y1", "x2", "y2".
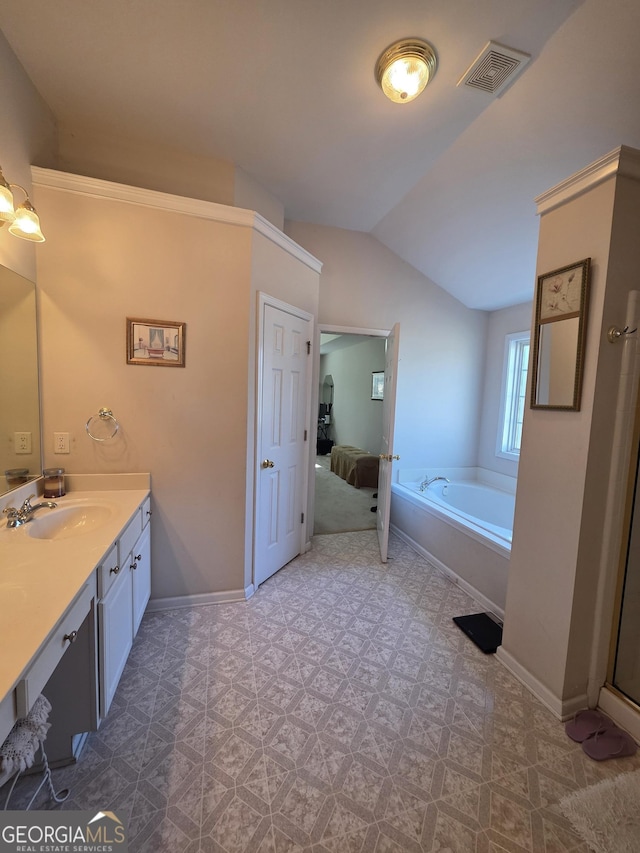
[{"x1": 531, "y1": 257, "x2": 591, "y2": 411}]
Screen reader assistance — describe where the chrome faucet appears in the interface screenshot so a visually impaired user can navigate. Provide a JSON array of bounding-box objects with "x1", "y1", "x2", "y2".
[
  {"x1": 419, "y1": 475, "x2": 450, "y2": 492},
  {"x1": 3, "y1": 494, "x2": 58, "y2": 528}
]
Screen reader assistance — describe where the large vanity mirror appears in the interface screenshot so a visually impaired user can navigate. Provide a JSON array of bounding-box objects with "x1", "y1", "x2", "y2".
[
  {"x1": 0, "y1": 265, "x2": 41, "y2": 496},
  {"x1": 531, "y1": 257, "x2": 591, "y2": 411}
]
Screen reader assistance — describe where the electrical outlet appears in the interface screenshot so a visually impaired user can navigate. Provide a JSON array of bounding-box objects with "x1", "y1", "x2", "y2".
[
  {"x1": 14, "y1": 431, "x2": 32, "y2": 454},
  {"x1": 54, "y1": 432, "x2": 70, "y2": 454}
]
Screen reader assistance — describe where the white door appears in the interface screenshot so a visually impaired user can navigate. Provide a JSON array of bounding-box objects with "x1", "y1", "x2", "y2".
[
  {"x1": 377, "y1": 323, "x2": 400, "y2": 563},
  {"x1": 255, "y1": 298, "x2": 312, "y2": 587}
]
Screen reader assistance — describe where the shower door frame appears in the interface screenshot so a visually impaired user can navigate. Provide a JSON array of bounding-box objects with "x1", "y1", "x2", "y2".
[
  {"x1": 599, "y1": 369, "x2": 640, "y2": 739},
  {"x1": 603, "y1": 383, "x2": 640, "y2": 710}
]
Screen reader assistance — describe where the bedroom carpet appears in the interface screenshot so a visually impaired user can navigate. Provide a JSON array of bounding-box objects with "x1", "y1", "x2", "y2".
[{"x1": 313, "y1": 455, "x2": 377, "y2": 535}]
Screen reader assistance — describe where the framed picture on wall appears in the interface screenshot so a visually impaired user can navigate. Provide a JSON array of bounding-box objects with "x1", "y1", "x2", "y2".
[
  {"x1": 371, "y1": 371, "x2": 384, "y2": 400},
  {"x1": 126, "y1": 317, "x2": 186, "y2": 367}
]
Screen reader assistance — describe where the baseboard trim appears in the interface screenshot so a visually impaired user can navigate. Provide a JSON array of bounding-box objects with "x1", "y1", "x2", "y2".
[
  {"x1": 148, "y1": 588, "x2": 249, "y2": 611},
  {"x1": 390, "y1": 524, "x2": 504, "y2": 621},
  {"x1": 598, "y1": 686, "x2": 640, "y2": 741},
  {"x1": 495, "y1": 645, "x2": 588, "y2": 720}
]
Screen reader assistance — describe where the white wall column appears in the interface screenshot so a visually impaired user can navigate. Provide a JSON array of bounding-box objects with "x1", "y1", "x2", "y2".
[{"x1": 497, "y1": 146, "x2": 640, "y2": 718}]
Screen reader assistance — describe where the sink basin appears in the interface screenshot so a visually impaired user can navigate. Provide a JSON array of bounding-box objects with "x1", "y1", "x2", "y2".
[{"x1": 26, "y1": 503, "x2": 114, "y2": 541}]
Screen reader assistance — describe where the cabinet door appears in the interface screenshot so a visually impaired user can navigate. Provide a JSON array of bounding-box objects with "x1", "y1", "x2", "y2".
[
  {"x1": 98, "y1": 568, "x2": 133, "y2": 719},
  {"x1": 131, "y1": 522, "x2": 151, "y2": 637}
]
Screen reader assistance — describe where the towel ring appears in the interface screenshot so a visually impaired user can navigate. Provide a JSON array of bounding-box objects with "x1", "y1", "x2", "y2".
[{"x1": 86, "y1": 408, "x2": 119, "y2": 442}]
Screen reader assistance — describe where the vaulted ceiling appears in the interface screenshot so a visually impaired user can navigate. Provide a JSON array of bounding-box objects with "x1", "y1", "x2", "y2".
[{"x1": 2, "y1": 0, "x2": 639, "y2": 310}]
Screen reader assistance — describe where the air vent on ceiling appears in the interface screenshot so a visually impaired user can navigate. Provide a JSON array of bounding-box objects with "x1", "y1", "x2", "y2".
[{"x1": 457, "y1": 41, "x2": 531, "y2": 96}]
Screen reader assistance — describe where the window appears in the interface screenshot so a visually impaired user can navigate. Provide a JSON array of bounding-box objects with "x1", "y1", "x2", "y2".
[{"x1": 498, "y1": 331, "x2": 530, "y2": 459}]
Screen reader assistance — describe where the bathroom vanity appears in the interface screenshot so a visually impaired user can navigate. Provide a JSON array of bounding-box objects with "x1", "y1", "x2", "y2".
[{"x1": 0, "y1": 473, "x2": 151, "y2": 764}]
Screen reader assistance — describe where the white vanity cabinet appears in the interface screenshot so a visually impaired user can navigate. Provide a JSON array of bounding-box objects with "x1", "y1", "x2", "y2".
[
  {"x1": 98, "y1": 496, "x2": 151, "y2": 719},
  {"x1": 0, "y1": 478, "x2": 152, "y2": 762}
]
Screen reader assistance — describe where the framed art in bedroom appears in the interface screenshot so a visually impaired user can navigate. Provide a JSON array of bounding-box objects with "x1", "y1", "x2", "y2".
[{"x1": 371, "y1": 371, "x2": 384, "y2": 400}]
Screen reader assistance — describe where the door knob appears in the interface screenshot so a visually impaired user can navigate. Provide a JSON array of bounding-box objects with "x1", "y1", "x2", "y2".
[
  {"x1": 379, "y1": 454, "x2": 400, "y2": 461},
  {"x1": 262, "y1": 459, "x2": 275, "y2": 469}
]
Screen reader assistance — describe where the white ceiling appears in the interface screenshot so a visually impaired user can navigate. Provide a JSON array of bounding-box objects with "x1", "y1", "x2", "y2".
[{"x1": 2, "y1": 0, "x2": 640, "y2": 310}]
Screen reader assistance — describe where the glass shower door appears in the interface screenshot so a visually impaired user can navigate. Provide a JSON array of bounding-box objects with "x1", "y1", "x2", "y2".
[{"x1": 612, "y1": 449, "x2": 640, "y2": 705}]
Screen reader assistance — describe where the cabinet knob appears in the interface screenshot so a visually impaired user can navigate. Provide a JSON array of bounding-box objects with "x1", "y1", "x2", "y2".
[
  {"x1": 130, "y1": 561, "x2": 137, "y2": 571},
  {"x1": 64, "y1": 630, "x2": 78, "y2": 644},
  {"x1": 109, "y1": 564, "x2": 120, "y2": 575},
  {"x1": 135, "y1": 554, "x2": 142, "y2": 561},
  {"x1": 146, "y1": 509, "x2": 152, "y2": 516}
]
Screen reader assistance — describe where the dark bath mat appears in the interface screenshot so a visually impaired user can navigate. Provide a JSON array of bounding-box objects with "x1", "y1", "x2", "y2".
[{"x1": 452, "y1": 613, "x2": 503, "y2": 654}]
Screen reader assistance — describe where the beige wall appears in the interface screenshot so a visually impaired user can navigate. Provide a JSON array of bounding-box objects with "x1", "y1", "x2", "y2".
[
  {"x1": 34, "y1": 184, "x2": 256, "y2": 600},
  {"x1": 499, "y1": 166, "x2": 640, "y2": 713},
  {"x1": 285, "y1": 221, "x2": 488, "y2": 471}
]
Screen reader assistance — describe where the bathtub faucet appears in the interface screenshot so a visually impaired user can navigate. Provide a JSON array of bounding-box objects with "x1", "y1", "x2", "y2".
[{"x1": 419, "y1": 475, "x2": 450, "y2": 492}]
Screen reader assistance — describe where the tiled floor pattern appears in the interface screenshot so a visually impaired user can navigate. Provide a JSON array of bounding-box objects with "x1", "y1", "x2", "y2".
[{"x1": 8, "y1": 530, "x2": 640, "y2": 851}]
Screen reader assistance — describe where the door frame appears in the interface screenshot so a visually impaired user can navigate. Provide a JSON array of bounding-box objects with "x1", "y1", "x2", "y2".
[
  {"x1": 312, "y1": 323, "x2": 391, "y2": 537},
  {"x1": 253, "y1": 292, "x2": 315, "y2": 589}
]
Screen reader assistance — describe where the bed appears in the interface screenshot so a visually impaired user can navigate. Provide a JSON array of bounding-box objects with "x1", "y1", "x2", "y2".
[{"x1": 330, "y1": 445, "x2": 379, "y2": 489}]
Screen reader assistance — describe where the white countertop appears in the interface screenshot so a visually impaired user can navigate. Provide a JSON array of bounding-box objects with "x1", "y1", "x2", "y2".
[{"x1": 0, "y1": 474, "x2": 150, "y2": 707}]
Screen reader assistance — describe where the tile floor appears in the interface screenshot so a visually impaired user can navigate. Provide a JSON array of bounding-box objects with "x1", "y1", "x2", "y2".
[{"x1": 7, "y1": 530, "x2": 640, "y2": 851}]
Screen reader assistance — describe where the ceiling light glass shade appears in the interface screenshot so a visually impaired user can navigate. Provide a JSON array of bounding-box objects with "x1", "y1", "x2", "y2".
[
  {"x1": 0, "y1": 169, "x2": 15, "y2": 222},
  {"x1": 8, "y1": 199, "x2": 45, "y2": 242},
  {"x1": 375, "y1": 39, "x2": 437, "y2": 103}
]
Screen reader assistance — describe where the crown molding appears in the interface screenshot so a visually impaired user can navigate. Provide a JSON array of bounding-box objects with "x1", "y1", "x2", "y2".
[
  {"x1": 31, "y1": 167, "x2": 322, "y2": 273},
  {"x1": 535, "y1": 145, "x2": 640, "y2": 216}
]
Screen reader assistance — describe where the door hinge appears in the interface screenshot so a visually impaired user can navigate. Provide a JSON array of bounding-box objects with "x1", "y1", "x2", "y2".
[
  {"x1": 304, "y1": 429, "x2": 307, "y2": 441},
  {"x1": 301, "y1": 512, "x2": 305, "y2": 523},
  {"x1": 306, "y1": 340, "x2": 311, "y2": 354}
]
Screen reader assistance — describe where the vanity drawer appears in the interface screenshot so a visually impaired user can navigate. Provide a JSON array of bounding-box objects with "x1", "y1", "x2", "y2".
[
  {"x1": 118, "y1": 511, "x2": 142, "y2": 564},
  {"x1": 15, "y1": 580, "x2": 94, "y2": 719},
  {"x1": 97, "y1": 543, "x2": 120, "y2": 600}
]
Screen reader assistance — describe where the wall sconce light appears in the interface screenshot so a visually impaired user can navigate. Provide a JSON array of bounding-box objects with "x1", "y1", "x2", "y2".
[
  {"x1": 375, "y1": 38, "x2": 438, "y2": 104},
  {"x1": 0, "y1": 166, "x2": 45, "y2": 242}
]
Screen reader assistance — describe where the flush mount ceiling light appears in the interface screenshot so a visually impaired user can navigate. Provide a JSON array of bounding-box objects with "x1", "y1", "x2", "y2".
[
  {"x1": 375, "y1": 38, "x2": 437, "y2": 104},
  {"x1": 0, "y1": 165, "x2": 45, "y2": 242}
]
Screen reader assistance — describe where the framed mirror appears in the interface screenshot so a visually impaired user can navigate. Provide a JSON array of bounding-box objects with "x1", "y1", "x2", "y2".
[
  {"x1": 0, "y1": 265, "x2": 42, "y2": 496},
  {"x1": 531, "y1": 257, "x2": 591, "y2": 411}
]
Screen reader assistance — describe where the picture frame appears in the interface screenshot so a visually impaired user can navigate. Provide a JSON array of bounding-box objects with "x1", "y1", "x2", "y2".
[
  {"x1": 126, "y1": 317, "x2": 186, "y2": 367},
  {"x1": 530, "y1": 258, "x2": 590, "y2": 411},
  {"x1": 371, "y1": 371, "x2": 384, "y2": 400}
]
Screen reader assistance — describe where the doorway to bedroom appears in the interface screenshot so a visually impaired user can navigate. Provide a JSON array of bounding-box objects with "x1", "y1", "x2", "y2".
[{"x1": 314, "y1": 329, "x2": 387, "y2": 535}]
